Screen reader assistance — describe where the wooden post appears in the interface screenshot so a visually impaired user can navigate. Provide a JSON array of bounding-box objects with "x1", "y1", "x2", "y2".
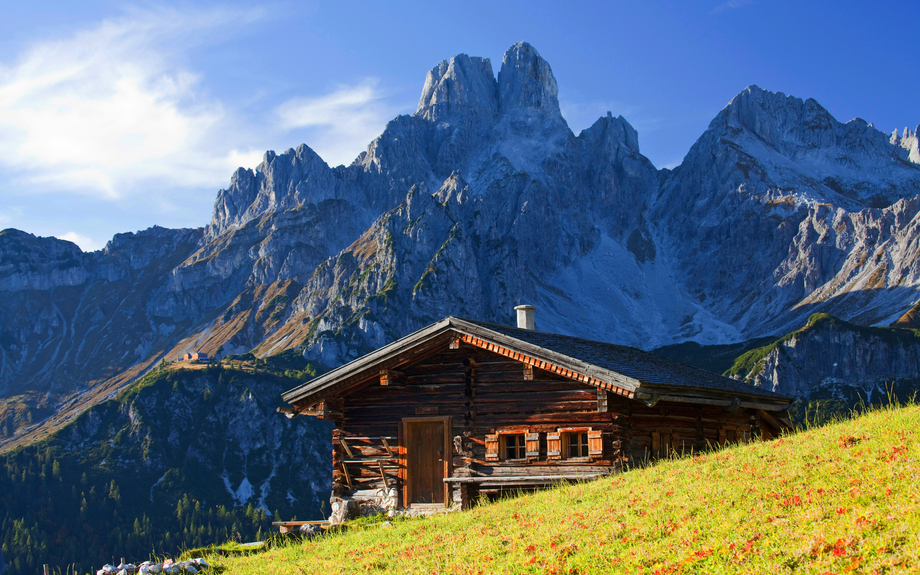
[{"x1": 340, "y1": 462, "x2": 354, "y2": 490}]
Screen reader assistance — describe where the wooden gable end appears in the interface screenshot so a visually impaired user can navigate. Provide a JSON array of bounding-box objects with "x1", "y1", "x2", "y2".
[{"x1": 325, "y1": 337, "x2": 626, "y2": 502}]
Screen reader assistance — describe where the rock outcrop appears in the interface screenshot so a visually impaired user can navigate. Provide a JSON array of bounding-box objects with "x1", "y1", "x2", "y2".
[{"x1": 728, "y1": 314, "x2": 920, "y2": 401}]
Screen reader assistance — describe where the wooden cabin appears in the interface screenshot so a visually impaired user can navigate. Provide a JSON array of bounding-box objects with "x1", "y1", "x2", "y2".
[{"x1": 280, "y1": 308, "x2": 791, "y2": 512}]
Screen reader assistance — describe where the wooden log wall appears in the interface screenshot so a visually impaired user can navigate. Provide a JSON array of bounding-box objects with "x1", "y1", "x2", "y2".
[
  {"x1": 324, "y1": 341, "x2": 781, "y2": 507},
  {"x1": 329, "y1": 342, "x2": 626, "y2": 505},
  {"x1": 615, "y1": 394, "x2": 772, "y2": 463}
]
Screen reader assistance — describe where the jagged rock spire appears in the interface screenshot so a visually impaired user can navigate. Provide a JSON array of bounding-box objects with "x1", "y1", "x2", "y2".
[
  {"x1": 498, "y1": 42, "x2": 560, "y2": 115},
  {"x1": 415, "y1": 54, "x2": 498, "y2": 123}
]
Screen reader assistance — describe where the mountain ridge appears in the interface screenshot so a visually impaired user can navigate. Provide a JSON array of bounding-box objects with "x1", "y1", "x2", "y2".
[{"x1": 2, "y1": 41, "x2": 920, "y2": 449}]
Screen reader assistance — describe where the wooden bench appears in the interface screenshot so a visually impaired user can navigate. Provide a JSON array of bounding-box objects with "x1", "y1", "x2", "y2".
[{"x1": 271, "y1": 520, "x2": 330, "y2": 534}]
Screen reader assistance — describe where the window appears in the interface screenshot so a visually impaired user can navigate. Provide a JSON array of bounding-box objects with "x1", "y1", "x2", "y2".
[
  {"x1": 549, "y1": 428, "x2": 603, "y2": 460},
  {"x1": 719, "y1": 425, "x2": 749, "y2": 446},
  {"x1": 567, "y1": 432, "x2": 589, "y2": 458},
  {"x1": 652, "y1": 430, "x2": 676, "y2": 458},
  {"x1": 485, "y1": 431, "x2": 538, "y2": 461},
  {"x1": 503, "y1": 434, "x2": 526, "y2": 460}
]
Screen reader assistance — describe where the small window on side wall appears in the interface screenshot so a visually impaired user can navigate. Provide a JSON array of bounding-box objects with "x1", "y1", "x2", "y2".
[
  {"x1": 652, "y1": 430, "x2": 677, "y2": 459},
  {"x1": 503, "y1": 434, "x2": 526, "y2": 460},
  {"x1": 550, "y1": 428, "x2": 603, "y2": 460},
  {"x1": 567, "y1": 431, "x2": 589, "y2": 458},
  {"x1": 486, "y1": 431, "x2": 536, "y2": 461},
  {"x1": 719, "y1": 425, "x2": 749, "y2": 446}
]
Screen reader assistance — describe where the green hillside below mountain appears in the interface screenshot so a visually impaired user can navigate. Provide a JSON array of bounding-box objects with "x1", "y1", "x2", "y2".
[
  {"x1": 0, "y1": 362, "x2": 332, "y2": 575},
  {"x1": 211, "y1": 404, "x2": 919, "y2": 574}
]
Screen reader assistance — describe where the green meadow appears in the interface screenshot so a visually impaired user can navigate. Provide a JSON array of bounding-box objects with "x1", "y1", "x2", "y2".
[{"x1": 203, "y1": 403, "x2": 919, "y2": 574}]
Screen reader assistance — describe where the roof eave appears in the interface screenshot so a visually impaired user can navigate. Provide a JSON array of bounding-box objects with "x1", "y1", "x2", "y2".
[{"x1": 281, "y1": 317, "x2": 457, "y2": 405}]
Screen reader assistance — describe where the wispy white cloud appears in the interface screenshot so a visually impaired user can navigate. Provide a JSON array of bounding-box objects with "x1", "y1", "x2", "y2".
[
  {"x1": 0, "y1": 5, "x2": 266, "y2": 199},
  {"x1": 0, "y1": 5, "x2": 407, "y2": 207},
  {"x1": 0, "y1": 206, "x2": 23, "y2": 226},
  {"x1": 711, "y1": 0, "x2": 754, "y2": 14},
  {"x1": 275, "y1": 80, "x2": 402, "y2": 167},
  {"x1": 58, "y1": 231, "x2": 104, "y2": 252}
]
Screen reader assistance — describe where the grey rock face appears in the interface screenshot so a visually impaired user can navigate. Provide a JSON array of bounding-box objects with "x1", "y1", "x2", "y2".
[
  {"x1": 416, "y1": 54, "x2": 498, "y2": 123},
  {"x1": 3, "y1": 42, "x2": 920, "y2": 444},
  {"x1": 0, "y1": 229, "x2": 89, "y2": 292},
  {"x1": 734, "y1": 316, "x2": 920, "y2": 400},
  {"x1": 498, "y1": 42, "x2": 560, "y2": 115}
]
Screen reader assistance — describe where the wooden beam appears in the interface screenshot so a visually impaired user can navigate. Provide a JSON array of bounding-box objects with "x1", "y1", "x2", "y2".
[
  {"x1": 597, "y1": 388, "x2": 608, "y2": 413},
  {"x1": 339, "y1": 438, "x2": 354, "y2": 458},
  {"x1": 340, "y1": 462, "x2": 354, "y2": 490},
  {"x1": 381, "y1": 437, "x2": 393, "y2": 456},
  {"x1": 380, "y1": 369, "x2": 406, "y2": 386},
  {"x1": 444, "y1": 474, "x2": 608, "y2": 484},
  {"x1": 758, "y1": 408, "x2": 790, "y2": 432},
  {"x1": 523, "y1": 364, "x2": 534, "y2": 381},
  {"x1": 722, "y1": 397, "x2": 741, "y2": 413},
  {"x1": 378, "y1": 461, "x2": 390, "y2": 490},
  {"x1": 298, "y1": 401, "x2": 329, "y2": 418}
]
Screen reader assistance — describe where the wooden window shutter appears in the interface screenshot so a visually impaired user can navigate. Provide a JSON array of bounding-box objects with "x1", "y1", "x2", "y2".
[
  {"x1": 485, "y1": 434, "x2": 499, "y2": 461},
  {"x1": 588, "y1": 430, "x2": 603, "y2": 456},
  {"x1": 525, "y1": 432, "x2": 540, "y2": 458},
  {"x1": 652, "y1": 431, "x2": 661, "y2": 453},
  {"x1": 547, "y1": 433, "x2": 561, "y2": 459}
]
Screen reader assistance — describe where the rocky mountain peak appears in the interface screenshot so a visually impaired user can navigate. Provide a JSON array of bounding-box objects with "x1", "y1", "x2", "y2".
[
  {"x1": 715, "y1": 85, "x2": 837, "y2": 151},
  {"x1": 415, "y1": 54, "x2": 498, "y2": 123},
  {"x1": 205, "y1": 144, "x2": 336, "y2": 241},
  {"x1": 498, "y1": 42, "x2": 560, "y2": 115},
  {"x1": 891, "y1": 125, "x2": 920, "y2": 164},
  {"x1": 578, "y1": 112, "x2": 641, "y2": 157}
]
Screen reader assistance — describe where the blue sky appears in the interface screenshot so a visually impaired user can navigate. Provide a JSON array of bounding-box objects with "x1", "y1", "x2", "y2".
[{"x1": 1, "y1": 1, "x2": 917, "y2": 251}]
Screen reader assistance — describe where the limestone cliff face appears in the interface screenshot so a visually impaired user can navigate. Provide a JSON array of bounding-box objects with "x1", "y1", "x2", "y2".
[
  {"x1": 2, "y1": 42, "x2": 920, "y2": 448},
  {"x1": 730, "y1": 314, "x2": 920, "y2": 401},
  {"x1": 650, "y1": 86, "x2": 920, "y2": 341}
]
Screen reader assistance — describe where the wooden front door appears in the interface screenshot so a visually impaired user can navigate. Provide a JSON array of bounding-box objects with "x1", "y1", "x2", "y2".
[{"x1": 402, "y1": 418, "x2": 449, "y2": 504}]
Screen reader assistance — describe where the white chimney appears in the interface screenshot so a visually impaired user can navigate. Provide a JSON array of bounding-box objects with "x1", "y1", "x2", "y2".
[{"x1": 515, "y1": 305, "x2": 536, "y2": 330}]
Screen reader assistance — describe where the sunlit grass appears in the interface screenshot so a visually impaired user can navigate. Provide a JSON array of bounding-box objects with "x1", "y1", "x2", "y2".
[{"x1": 209, "y1": 404, "x2": 919, "y2": 574}]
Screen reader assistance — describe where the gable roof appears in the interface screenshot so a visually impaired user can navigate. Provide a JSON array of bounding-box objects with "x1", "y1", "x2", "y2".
[{"x1": 282, "y1": 316, "x2": 791, "y2": 411}]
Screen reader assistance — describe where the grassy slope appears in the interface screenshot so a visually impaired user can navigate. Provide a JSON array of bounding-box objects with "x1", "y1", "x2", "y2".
[{"x1": 210, "y1": 405, "x2": 919, "y2": 574}]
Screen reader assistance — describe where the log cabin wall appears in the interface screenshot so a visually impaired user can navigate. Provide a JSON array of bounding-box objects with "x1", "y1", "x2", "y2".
[
  {"x1": 328, "y1": 341, "x2": 626, "y2": 508},
  {"x1": 323, "y1": 340, "x2": 782, "y2": 510},
  {"x1": 614, "y1": 395, "x2": 772, "y2": 463}
]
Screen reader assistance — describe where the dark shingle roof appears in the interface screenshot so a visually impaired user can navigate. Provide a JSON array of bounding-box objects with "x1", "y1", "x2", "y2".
[{"x1": 456, "y1": 318, "x2": 787, "y2": 400}]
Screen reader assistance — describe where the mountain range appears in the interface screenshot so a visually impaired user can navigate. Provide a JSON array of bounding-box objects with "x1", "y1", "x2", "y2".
[{"x1": 2, "y1": 41, "x2": 920, "y2": 450}]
